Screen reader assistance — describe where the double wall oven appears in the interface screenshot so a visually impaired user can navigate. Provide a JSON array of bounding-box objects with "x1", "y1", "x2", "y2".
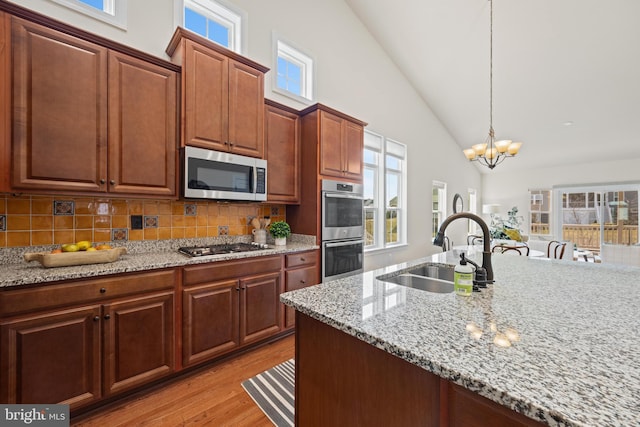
[{"x1": 321, "y1": 179, "x2": 364, "y2": 281}]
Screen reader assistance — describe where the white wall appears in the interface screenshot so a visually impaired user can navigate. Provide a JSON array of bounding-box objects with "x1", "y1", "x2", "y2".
[
  {"x1": 482, "y1": 157, "x2": 640, "y2": 235},
  {"x1": 10, "y1": 0, "x2": 482, "y2": 270}
]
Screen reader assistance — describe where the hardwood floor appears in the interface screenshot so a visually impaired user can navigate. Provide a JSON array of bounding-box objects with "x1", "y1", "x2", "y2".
[{"x1": 72, "y1": 335, "x2": 295, "y2": 427}]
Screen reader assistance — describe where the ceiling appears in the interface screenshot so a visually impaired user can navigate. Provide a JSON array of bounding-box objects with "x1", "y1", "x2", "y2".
[{"x1": 344, "y1": 0, "x2": 640, "y2": 174}]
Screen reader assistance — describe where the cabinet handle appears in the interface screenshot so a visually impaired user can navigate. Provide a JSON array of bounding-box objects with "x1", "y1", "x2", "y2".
[
  {"x1": 229, "y1": 142, "x2": 234, "y2": 147},
  {"x1": 110, "y1": 180, "x2": 115, "y2": 185},
  {"x1": 104, "y1": 314, "x2": 111, "y2": 320},
  {"x1": 100, "y1": 287, "x2": 106, "y2": 293},
  {"x1": 93, "y1": 316, "x2": 100, "y2": 322},
  {"x1": 100, "y1": 179, "x2": 106, "y2": 184},
  {"x1": 300, "y1": 257, "x2": 305, "y2": 262},
  {"x1": 300, "y1": 280, "x2": 306, "y2": 284},
  {"x1": 235, "y1": 287, "x2": 240, "y2": 291}
]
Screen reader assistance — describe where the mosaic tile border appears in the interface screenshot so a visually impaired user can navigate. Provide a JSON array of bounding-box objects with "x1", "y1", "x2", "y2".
[
  {"x1": 111, "y1": 228, "x2": 128, "y2": 241},
  {"x1": 144, "y1": 216, "x2": 159, "y2": 228}
]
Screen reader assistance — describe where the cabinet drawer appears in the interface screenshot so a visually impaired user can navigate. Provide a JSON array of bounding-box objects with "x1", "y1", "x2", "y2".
[
  {"x1": 183, "y1": 255, "x2": 282, "y2": 286},
  {"x1": 285, "y1": 251, "x2": 318, "y2": 269},
  {"x1": 0, "y1": 269, "x2": 177, "y2": 317},
  {"x1": 286, "y1": 266, "x2": 318, "y2": 292}
]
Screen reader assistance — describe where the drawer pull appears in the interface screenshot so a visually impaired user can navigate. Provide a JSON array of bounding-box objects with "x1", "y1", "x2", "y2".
[
  {"x1": 93, "y1": 316, "x2": 100, "y2": 322},
  {"x1": 104, "y1": 314, "x2": 111, "y2": 320},
  {"x1": 300, "y1": 257, "x2": 306, "y2": 262},
  {"x1": 300, "y1": 280, "x2": 306, "y2": 284},
  {"x1": 100, "y1": 288, "x2": 107, "y2": 293}
]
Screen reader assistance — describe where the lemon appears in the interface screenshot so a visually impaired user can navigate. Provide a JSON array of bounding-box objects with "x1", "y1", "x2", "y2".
[
  {"x1": 86, "y1": 247, "x2": 97, "y2": 252},
  {"x1": 61, "y1": 243, "x2": 79, "y2": 252},
  {"x1": 76, "y1": 240, "x2": 92, "y2": 251}
]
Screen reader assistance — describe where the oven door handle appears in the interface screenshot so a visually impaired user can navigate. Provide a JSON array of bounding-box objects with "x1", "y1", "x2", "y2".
[
  {"x1": 324, "y1": 239, "x2": 364, "y2": 248},
  {"x1": 323, "y1": 193, "x2": 363, "y2": 200}
]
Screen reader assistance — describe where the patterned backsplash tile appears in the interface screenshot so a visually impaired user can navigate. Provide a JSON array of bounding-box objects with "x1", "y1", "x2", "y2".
[{"x1": 0, "y1": 195, "x2": 286, "y2": 247}]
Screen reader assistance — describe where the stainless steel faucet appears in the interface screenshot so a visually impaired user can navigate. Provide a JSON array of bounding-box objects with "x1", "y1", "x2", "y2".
[{"x1": 433, "y1": 212, "x2": 494, "y2": 283}]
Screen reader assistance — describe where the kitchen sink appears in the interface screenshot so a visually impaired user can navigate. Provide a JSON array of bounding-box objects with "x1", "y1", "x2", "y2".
[
  {"x1": 403, "y1": 264, "x2": 454, "y2": 282},
  {"x1": 382, "y1": 274, "x2": 454, "y2": 293},
  {"x1": 377, "y1": 264, "x2": 455, "y2": 293}
]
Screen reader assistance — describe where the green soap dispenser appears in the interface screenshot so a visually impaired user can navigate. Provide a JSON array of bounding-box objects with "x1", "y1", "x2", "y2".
[{"x1": 454, "y1": 253, "x2": 474, "y2": 296}]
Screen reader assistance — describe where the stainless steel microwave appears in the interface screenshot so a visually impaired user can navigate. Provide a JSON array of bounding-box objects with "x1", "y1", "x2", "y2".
[{"x1": 183, "y1": 146, "x2": 267, "y2": 201}]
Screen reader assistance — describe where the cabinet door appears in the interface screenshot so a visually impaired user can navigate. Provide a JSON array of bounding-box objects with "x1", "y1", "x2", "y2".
[
  {"x1": 319, "y1": 110, "x2": 345, "y2": 178},
  {"x1": 0, "y1": 12, "x2": 10, "y2": 193},
  {"x1": 183, "y1": 40, "x2": 228, "y2": 151},
  {"x1": 0, "y1": 305, "x2": 101, "y2": 409},
  {"x1": 108, "y1": 51, "x2": 177, "y2": 196},
  {"x1": 265, "y1": 104, "x2": 300, "y2": 203},
  {"x1": 11, "y1": 18, "x2": 108, "y2": 192},
  {"x1": 182, "y1": 280, "x2": 239, "y2": 366},
  {"x1": 228, "y1": 60, "x2": 265, "y2": 158},
  {"x1": 343, "y1": 120, "x2": 364, "y2": 181},
  {"x1": 284, "y1": 265, "x2": 318, "y2": 329},
  {"x1": 102, "y1": 291, "x2": 174, "y2": 396},
  {"x1": 240, "y1": 272, "x2": 281, "y2": 345}
]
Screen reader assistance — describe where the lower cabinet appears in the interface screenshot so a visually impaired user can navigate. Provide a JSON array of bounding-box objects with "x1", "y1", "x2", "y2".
[
  {"x1": 0, "y1": 269, "x2": 176, "y2": 411},
  {"x1": 283, "y1": 250, "x2": 319, "y2": 329},
  {"x1": 182, "y1": 255, "x2": 283, "y2": 367}
]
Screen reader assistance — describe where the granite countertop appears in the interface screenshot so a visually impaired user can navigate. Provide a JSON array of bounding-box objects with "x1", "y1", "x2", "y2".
[
  {"x1": 280, "y1": 249, "x2": 640, "y2": 427},
  {"x1": 1, "y1": 235, "x2": 318, "y2": 288}
]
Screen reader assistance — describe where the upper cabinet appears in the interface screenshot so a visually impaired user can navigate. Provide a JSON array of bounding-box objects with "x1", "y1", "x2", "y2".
[
  {"x1": 10, "y1": 18, "x2": 179, "y2": 197},
  {"x1": 301, "y1": 104, "x2": 367, "y2": 183},
  {"x1": 0, "y1": 12, "x2": 10, "y2": 193},
  {"x1": 265, "y1": 99, "x2": 300, "y2": 204},
  {"x1": 166, "y1": 28, "x2": 269, "y2": 159}
]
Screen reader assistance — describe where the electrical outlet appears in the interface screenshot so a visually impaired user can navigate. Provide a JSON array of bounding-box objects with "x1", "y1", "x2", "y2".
[{"x1": 131, "y1": 215, "x2": 143, "y2": 230}]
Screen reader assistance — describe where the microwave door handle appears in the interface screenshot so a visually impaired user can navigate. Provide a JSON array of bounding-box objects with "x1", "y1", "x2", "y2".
[
  {"x1": 251, "y1": 166, "x2": 256, "y2": 194},
  {"x1": 325, "y1": 239, "x2": 364, "y2": 248}
]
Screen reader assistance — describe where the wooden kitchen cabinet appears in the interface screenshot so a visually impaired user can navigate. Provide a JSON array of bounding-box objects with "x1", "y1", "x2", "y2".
[
  {"x1": 10, "y1": 17, "x2": 178, "y2": 197},
  {"x1": 283, "y1": 250, "x2": 319, "y2": 329},
  {"x1": 0, "y1": 11, "x2": 11, "y2": 193},
  {"x1": 300, "y1": 105, "x2": 366, "y2": 182},
  {"x1": 167, "y1": 28, "x2": 269, "y2": 158},
  {"x1": 182, "y1": 255, "x2": 282, "y2": 367},
  {"x1": 264, "y1": 99, "x2": 301, "y2": 203},
  {"x1": 0, "y1": 269, "x2": 176, "y2": 411}
]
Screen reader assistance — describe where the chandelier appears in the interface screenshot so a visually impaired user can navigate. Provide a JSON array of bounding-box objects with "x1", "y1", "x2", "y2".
[{"x1": 463, "y1": 0, "x2": 522, "y2": 170}]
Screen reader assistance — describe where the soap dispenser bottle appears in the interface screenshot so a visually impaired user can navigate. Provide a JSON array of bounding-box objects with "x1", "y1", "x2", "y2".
[{"x1": 454, "y1": 253, "x2": 474, "y2": 296}]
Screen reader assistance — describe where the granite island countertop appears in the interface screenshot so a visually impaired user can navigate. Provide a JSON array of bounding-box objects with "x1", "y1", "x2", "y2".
[
  {"x1": 280, "y1": 251, "x2": 640, "y2": 427},
  {"x1": 1, "y1": 236, "x2": 318, "y2": 288}
]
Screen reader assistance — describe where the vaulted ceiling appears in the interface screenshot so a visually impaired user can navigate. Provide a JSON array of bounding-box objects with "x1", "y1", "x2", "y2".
[{"x1": 345, "y1": 0, "x2": 640, "y2": 174}]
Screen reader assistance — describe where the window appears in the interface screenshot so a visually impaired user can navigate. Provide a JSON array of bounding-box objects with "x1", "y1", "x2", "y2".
[
  {"x1": 49, "y1": 0, "x2": 127, "y2": 28},
  {"x1": 273, "y1": 38, "x2": 314, "y2": 102},
  {"x1": 432, "y1": 181, "x2": 447, "y2": 238},
  {"x1": 180, "y1": 0, "x2": 245, "y2": 53},
  {"x1": 468, "y1": 188, "x2": 477, "y2": 234},
  {"x1": 364, "y1": 130, "x2": 407, "y2": 250},
  {"x1": 529, "y1": 189, "x2": 552, "y2": 236}
]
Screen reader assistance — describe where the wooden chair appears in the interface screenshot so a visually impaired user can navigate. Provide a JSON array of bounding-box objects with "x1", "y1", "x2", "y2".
[
  {"x1": 492, "y1": 244, "x2": 529, "y2": 256},
  {"x1": 547, "y1": 241, "x2": 567, "y2": 259}
]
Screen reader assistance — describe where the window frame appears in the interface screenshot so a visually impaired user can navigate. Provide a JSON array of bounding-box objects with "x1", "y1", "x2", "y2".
[
  {"x1": 363, "y1": 130, "x2": 407, "y2": 252},
  {"x1": 530, "y1": 189, "x2": 552, "y2": 236},
  {"x1": 176, "y1": 0, "x2": 247, "y2": 54},
  {"x1": 272, "y1": 35, "x2": 315, "y2": 104},
  {"x1": 432, "y1": 181, "x2": 447, "y2": 239},
  {"x1": 48, "y1": 0, "x2": 127, "y2": 29}
]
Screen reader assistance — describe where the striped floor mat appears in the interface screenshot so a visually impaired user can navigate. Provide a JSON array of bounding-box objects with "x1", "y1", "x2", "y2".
[{"x1": 241, "y1": 359, "x2": 295, "y2": 427}]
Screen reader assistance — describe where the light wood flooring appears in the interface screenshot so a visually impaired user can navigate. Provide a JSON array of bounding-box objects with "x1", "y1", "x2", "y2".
[{"x1": 72, "y1": 335, "x2": 295, "y2": 427}]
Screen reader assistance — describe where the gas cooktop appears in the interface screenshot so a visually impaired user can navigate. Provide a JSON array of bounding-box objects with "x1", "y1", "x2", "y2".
[{"x1": 178, "y1": 242, "x2": 271, "y2": 257}]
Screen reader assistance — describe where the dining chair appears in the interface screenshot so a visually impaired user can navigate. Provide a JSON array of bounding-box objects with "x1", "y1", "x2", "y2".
[
  {"x1": 492, "y1": 244, "x2": 529, "y2": 256},
  {"x1": 440, "y1": 236, "x2": 452, "y2": 252},
  {"x1": 467, "y1": 235, "x2": 484, "y2": 245},
  {"x1": 547, "y1": 241, "x2": 567, "y2": 259}
]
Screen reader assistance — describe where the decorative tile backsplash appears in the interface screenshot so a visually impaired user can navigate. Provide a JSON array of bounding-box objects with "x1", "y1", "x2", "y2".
[{"x1": 0, "y1": 194, "x2": 286, "y2": 247}]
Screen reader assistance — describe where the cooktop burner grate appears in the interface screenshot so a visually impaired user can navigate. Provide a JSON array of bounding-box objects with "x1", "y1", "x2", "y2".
[{"x1": 178, "y1": 242, "x2": 271, "y2": 257}]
